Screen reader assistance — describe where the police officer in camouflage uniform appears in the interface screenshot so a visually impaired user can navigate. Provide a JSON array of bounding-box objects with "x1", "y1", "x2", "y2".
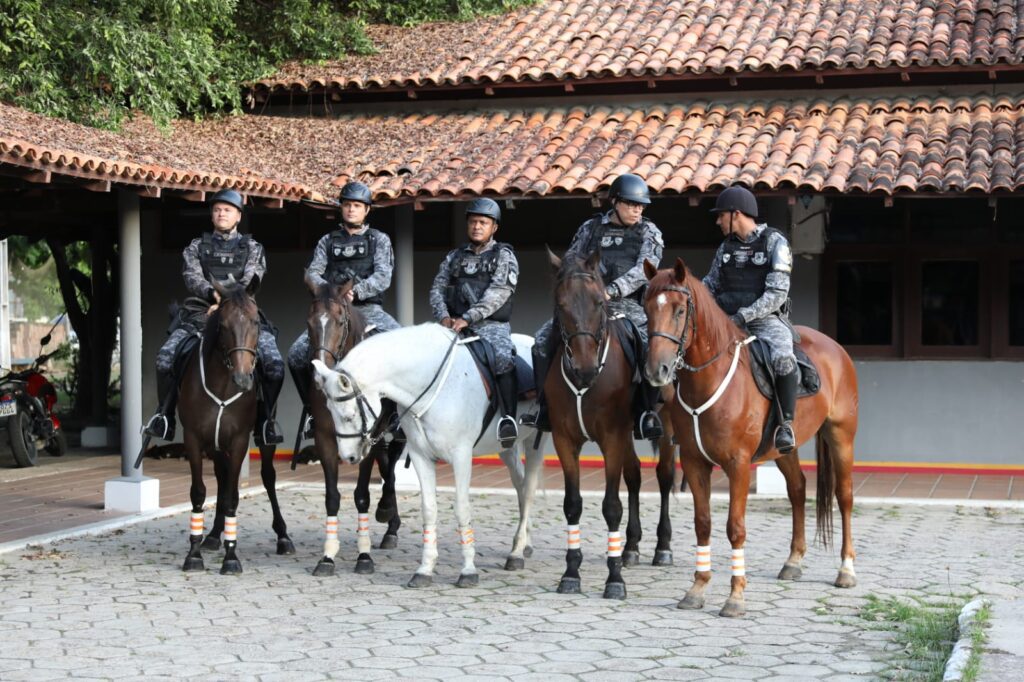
[
  {"x1": 704, "y1": 185, "x2": 798, "y2": 453},
  {"x1": 287, "y1": 181, "x2": 401, "y2": 438},
  {"x1": 429, "y1": 198, "x2": 520, "y2": 448},
  {"x1": 143, "y1": 188, "x2": 285, "y2": 445},
  {"x1": 521, "y1": 173, "x2": 664, "y2": 440}
]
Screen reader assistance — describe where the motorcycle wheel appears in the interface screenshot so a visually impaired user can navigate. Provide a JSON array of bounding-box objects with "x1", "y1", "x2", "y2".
[
  {"x1": 45, "y1": 429, "x2": 67, "y2": 457},
  {"x1": 9, "y1": 412, "x2": 39, "y2": 467}
]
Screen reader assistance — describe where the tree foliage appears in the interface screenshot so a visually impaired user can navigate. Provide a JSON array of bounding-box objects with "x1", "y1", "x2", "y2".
[{"x1": 0, "y1": 0, "x2": 536, "y2": 128}]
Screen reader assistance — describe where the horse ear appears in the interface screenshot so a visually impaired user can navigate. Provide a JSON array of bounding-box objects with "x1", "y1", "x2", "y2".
[
  {"x1": 546, "y1": 245, "x2": 561, "y2": 273},
  {"x1": 209, "y1": 276, "x2": 228, "y2": 299},
  {"x1": 584, "y1": 248, "x2": 602, "y2": 273},
  {"x1": 673, "y1": 258, "x2": 687, "y2": 283},
  {"x1": 246, "y1": 275, "x2": 261, "y2": 297},
  {"x1": 643, "y1": 259, "x2": 658, "y2": 281},
  {"x1": 337, "y1": 280, "x2": 354, "y2": 299},
  {"x1": 311, "y1": 359, "x2": 335, "y2": 393}
]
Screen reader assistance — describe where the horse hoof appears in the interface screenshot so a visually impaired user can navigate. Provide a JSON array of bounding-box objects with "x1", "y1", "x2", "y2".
[
  {"x1": 219, "y1": 559, "x2": 243, "y2": 576},
  {"x1": 835, "y1": 570, "x2": 858, "y2": 589},
  {"x1": 201, "y1": 535, "x2": 221, "y2": 551},
  {"x1": 312, "y1": 558, "x2": 335, "y2": 577},
  {"x1": 456, "y1": 573, "x2": 479, "y2": 588},
  {"x1": 276, "y1": 538, "x2": 296, "y2": 556},
  {"x1": 677, "y1": 594, "x2": 705, "y2": 610},
  {"x1": 622, "y1": 550, "x2": 640, "y2": 567},
  {"x1": 407, "y1": 573, "x2": 433, "y2": 588},
  {"x1": 557, "y1": 577, "x2": 581, "y2": 594},
  {"x1": 182, "y1": 556, "x2": 204, "y2": 572},
  {"x1": 603, "y1": 582, "x2": 627, "y2": 600},
  {"x1": 504, "y1": 556, "x2": 525, "y2": 571},
  {"x1": 653, "y1": 550, "x2": 673, "y2": 567},
  {"x1": 354, "y1": 557, "x2": 375, "y2": 575},
  {"x1": 719, "y1": 599, "x2": 746, "y2": 618},
  {"x1": 379, "y1": 534, "x2": 399, "y2": 550},
  {"x1": 778, "y1": 563, "x2": 803, "y2": 581},
  {"x1": 375, "y1": 503, "x2": 397, "y2": 524},
  {"x1": 523, "y1": 545, "x2": 534, "y2": 558}
]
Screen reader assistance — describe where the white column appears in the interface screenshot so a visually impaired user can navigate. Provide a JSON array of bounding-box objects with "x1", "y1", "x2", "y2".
[
  {"x1": 0, "y1": 239, "x2": 10, "y2": 370},
  {"x1": 105, "y1": 191, "x2": 159, "y2": 511},
  {"x1": 395, "y1": 204, "x2": 415, "y2": 326}
]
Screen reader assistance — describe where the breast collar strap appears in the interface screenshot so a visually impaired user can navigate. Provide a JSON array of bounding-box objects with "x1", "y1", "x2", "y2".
[
  {"x1": 198, "y1": 335, "x2": 248, "y2": 451},
  {"x1": 559, "y1": 313, "x2": 622, "y2": 442}
]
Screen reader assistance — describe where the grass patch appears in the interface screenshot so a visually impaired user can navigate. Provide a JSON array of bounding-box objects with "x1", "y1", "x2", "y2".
[
  {"x1": 959, "y1": 602, "x2": 991, "y2": 682},
  {"x1": 859, "y1": 594, "x2": 964, "y2": 681}
]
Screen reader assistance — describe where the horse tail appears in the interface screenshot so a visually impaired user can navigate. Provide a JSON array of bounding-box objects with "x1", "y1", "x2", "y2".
[{"x1": 815, "y1": 433, "x2": 835, "y2": 550}]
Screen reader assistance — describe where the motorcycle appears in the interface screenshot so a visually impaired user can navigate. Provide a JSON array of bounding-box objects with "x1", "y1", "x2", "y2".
[{"x1": 0, "y1": 334, "x2": 67, "y2": 467}]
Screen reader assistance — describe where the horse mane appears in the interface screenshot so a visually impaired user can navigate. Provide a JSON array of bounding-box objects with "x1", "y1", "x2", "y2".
[{"x1": 647, "y1": 264, "x2": 740, "y2": 356}]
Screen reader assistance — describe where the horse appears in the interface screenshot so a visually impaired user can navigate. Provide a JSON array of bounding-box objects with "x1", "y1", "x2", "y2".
[
  {"x1": 643, "y1": 258, "x2": 858, "y2": 617},
  {"x1": 178, "y1": 277, "x2": 294, "y2": 574},
  {"x1": 544, "y1": 249, "x2": 677, "y2": 600},
  {"x1": 312, "y1": 323, "x2": 545, "y2": 588},
  {"x1": 296, "y1": 275, "x2": 403, "y2": 578}
]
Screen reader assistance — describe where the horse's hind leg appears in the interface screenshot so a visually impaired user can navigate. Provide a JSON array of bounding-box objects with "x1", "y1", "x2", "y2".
[
  {"x1": 313, "y1": 448, "x2": 342, "y2": 577},
  {"x1": 182, "y1": 436, "x2": 206, "y2": 572},
  {"x1": 825, "y1": 423, "x2": 858, "y2": 588},
  {"x1": 653, "y1": 434, "x2": 676, "y2": 566},
  {"x1": 553, "y1": 432, "x2": 584, "y2": 595},
  {"x1": 502, "y1": 438, "x2": 543, "y2": 570},
  {"x1": 258, "y1": 444, "x2": 295, "y2": 555},
  {"x1": 202, "y1": 452, "x2": 228, "y2": 551},
  {"x1": 379, "y1": 439, "x2": 403, "y2": 549},
  {"x1": 352, "y1": 450, "x2": 376, "y2": 575},
  {"x1": 621, "y1": 445, "x2": 643, "y2": 568},
  {"x1": 775, "y1": 452, "x2": 807, "y2": 580},
  {"x1": 678, "y1": 455, "x2": 713, "y2": 610}
]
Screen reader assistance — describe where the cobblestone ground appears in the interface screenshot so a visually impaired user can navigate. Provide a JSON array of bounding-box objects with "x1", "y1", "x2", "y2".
[{"x1": 2, "y1": 485, "x2": 1022, "y2": 681}]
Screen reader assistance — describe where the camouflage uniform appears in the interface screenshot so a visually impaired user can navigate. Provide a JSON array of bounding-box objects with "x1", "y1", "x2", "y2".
[
  {"x1": 429, "y1": 240, "x2": 519, "y2": 373},
  {"x1": 703, "y1": 223, "x2": 796, "y2": 375}
]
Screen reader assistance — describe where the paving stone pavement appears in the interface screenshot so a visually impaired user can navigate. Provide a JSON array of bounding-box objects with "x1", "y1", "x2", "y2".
[{"x1": 2, "y1": 486, "x2": 1022, "y2": 681}]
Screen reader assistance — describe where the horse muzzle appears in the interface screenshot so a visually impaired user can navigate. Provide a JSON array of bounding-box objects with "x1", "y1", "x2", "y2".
[
  {"x1": 645, "y1": 360, "x2": 674, "y2": 387},
  {"x1": 233, "y1": 371, "x2": 254, "y2": 392}
]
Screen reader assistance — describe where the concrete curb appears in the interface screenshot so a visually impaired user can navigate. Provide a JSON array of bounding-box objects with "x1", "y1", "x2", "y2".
[{"x1": 943, "y1": 597, "x2": 990, "y2": 682}]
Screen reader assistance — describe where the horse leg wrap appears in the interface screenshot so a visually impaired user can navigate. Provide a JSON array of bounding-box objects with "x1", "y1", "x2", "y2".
[
  {"x1": 356, "y1": 513, "x2": 371, "y2": 555},
  {"x1": 223, "y1": 516, "x2": 237, "y2": 544},
  {"x1": 695, "y1": 545, "x2": 711, "y2": 573},
  {"x1": 841, "y1": 557, "x2": 856, "y2": 576},
  {"x1": 731, "y1": 548, "x2": 746, "y2": 577},
  {"x1": 566, "y1": 524, "x2": 581, "y2": 551},
  {"x1": 606, "y1": 531, "x2": 623, "y2": 558},
  {"x1": 189, "y1": 512, "x2": 204, "y2": 537},
  {"x1": 325, "y1": 516, "x2": 340, "y2": 559},
  {"x1": 459, "y1": 526, "x2": 475, "y2": 548}
]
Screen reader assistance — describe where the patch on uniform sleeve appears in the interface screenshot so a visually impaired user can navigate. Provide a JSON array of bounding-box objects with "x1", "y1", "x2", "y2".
[
  {"x1": 509, "y1": 270, "x2": 518, "y2": 286},
  {"x1": 773, "y1": 242, "x2": 793, "y2": 273}
]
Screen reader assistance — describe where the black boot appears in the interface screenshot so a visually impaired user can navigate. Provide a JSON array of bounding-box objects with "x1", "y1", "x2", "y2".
[
  {"x1": 289, "y1": 362, "x2": 314, "y2": 440},
  {"x1": 634, "y1": 380, "x2": 664, "y2": 441},
  {"x1": 143, "y1": 369, "x2": 178, "y2": 440},
  {"x1": 255, "y1": 370, "x2": 284, "y2": 446},
  {"x1": 495, "y1": 370, "x2": 519, "y2": 449},
  {"x1": 519, "y1": 344, "x2": 551, "y2": 431},
  {"x1": 774, "y1": 369, "x2": 799, "y2": 453}
]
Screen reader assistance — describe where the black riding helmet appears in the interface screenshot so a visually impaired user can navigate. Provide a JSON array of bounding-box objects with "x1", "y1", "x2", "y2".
[
  {"x1": 466, "y1": 197, "x2": 501, "y2": 224},
  {"x1": 339, "y1": 181, "x2": 373, "y2": 206},
  {"x1": 210, "y1": 188, "x2": 245, "y2": 212},
  {"x1": 608, "y1": 173, "x2": 651, "y2": 205},
  {"x1": 710, "y1": 185, "x2": 758, "y2": 219}
]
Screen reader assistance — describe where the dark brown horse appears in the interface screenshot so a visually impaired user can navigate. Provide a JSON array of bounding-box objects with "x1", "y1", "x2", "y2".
[
  {"x1": 546, "y1": 250, "x2": 677, "y2": 599},
  {"x1": 179, "y1": 277, "x2": 293, "y2": 574},
  {"x1": 298, "y1": 275, "x2": 403, "y2": 578},
  {"x1": 643, "y1": 258, "x2": 858, "y2": 617}
]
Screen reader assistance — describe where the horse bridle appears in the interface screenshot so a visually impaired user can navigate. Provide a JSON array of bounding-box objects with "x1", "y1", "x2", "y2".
[
  {"x1": 325, "y1": 369, "x2": 383, "y2": 444},
  {"x1": 558, "y1": 272, "x2": 609, "y2": 379},
  {"x1": 649, "y1": 284, "x2": 735, "y2": 374},
  {"x1": 312, "y1": 311, "x2": 352, "y2": 366}
]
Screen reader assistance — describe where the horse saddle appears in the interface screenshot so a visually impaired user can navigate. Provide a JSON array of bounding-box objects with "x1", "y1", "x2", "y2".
[
  {"x1": 611, "y1": 317, "x2": 644, "y2": 383},
  {"x1": 464, "y1": 336, "x2": 526, "y2": 446},
  {"x1": 748, "y1": 338, "x2": 821, "y2": 401},
  {"x1": 173, "y1": 333, "x2": 201, "y2": 382}
]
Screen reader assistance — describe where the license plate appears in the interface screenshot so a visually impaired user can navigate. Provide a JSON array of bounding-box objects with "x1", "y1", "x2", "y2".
[{"x1": 0, "y1": 400, "x2": 16, "y2": 417}]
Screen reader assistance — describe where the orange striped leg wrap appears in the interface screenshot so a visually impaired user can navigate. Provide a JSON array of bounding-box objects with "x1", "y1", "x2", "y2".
[
  {"x1": 459, "y1": 527, "x2": 475, "y2": 546},
  {"x1": 731, "y1": 548, "x2": 745, "y2": 577},
  {"x1": 607, "y1": 531, "x2": 623, "y2": 558},
  {"x1": 325, "y1": 516, "x2": 339, "y2": 540},
  {"x1": 223, "y1": 516, "x2": 237, "y2": 543},
  {"x1": 566, "y1": 525, "x2": 581, "y2": 551},
  {"x1": 695, "y1": 545, "x2": 711, "y2": 573},
  {"x1": 356, "y1": 513, "x2": 370, "y2": 554},
  {"x1": 324, "y1": 516, "x2": 340, "y2": 558},
  {"x1": 423, "y1": 526, "x2": 437, "y2": 547},
  {"x1": 189, "y1": 512, "x2": 204, "y2": 537}
]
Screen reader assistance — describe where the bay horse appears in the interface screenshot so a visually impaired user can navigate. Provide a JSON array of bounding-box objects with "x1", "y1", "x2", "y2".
[
  {"x1": 179, "y1": 277, "x2": 293, "y2": 574},
  {"x1": 545, "y1": 249, "x2": 678, "y2": 600},
  {"x1": 297, "y1": 275, "x2": 403, "y2": 578},
  {"x1": 643, "y1": 258, "x2": 858, "y2": 617},
  {"x1": 312, "y1": 324, "x2": 545, "y2": 588}
]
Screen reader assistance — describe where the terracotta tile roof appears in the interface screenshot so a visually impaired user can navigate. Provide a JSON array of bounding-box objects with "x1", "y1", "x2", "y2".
[{"x1": 257, "y1": 0, "x2": 1024, "y2": 93}]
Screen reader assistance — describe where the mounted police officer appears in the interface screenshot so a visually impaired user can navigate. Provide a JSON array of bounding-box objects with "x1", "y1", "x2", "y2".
[
  {"x1": 704, "y1": 185, "x2": 798, "y2": 453},
  {"x1": 522, "y1": 173, "x2": 664, "y2": 439},
  {"x1": 143, "y1": 188, "x2": 285, "y2": 446},
  {"x1": 429, "y1": 198, "x2": 520, "y2": 448},
  {"x1": 287, "y1": 181, "x2": 401, "y2": 438}
]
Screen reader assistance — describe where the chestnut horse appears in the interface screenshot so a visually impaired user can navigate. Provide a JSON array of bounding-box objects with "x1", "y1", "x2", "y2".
[
  {"x1": 546, "y1": 250, "x2": 677, "y2": 600},
  {"x1": 179, "y1": 278, "x2": 293, "y2": 574},
  {"x1": 298, "y1": 276, "x2": 403, "y2": 578},
  {"x1": 643, "y1": 259, "x2": 858, "y2": 617}
]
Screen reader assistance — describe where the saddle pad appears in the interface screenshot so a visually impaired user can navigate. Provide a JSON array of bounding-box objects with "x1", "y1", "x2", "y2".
[
  {"x1": 464, "y1": 337, "x2": 501, "y2": 446},
  {"x1": 748, "y1": 338, "x2": 820, "y2": 400},
  {"x1": 611, "y1": 317, "x2": 643, "y2": 383},
  {"x1": 514, "y1": 355, "x2": 534, "y2": 398}
]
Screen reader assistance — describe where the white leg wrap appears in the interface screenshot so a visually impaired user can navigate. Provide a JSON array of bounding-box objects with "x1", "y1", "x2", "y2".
[
  {"x1": 224, "y1": 516, "x2": 237, "y2": 543},
  {"x1": 731, "y1": 548, "x2": 746, "y2": 577},
  {"x1": 841, "y1": 557, "x2": 856, "y2": 575},
  {"x1": 324, "y1": 516, "x2": 340, "y2": 559},
  {"x1": 459, "y1": 526, "x2": 475, "y2": 548},
  {"x1": 419, "y1": 524, "x2": 438, "y2": 574},
  {"x1": 695, "y1": 545, "x2": 711, "y2": 573},
  {"x1": 566, "y1": 524, "x2": 581, "y2": 550},
  {"x1": 189, "y1": 512, "x2": 204, "y2": 537},
  {"x1": 607, "y1": 531, "x2": 623, "y2": 558},
  {"x1": 356, "y1": 513, "x2": 371, "y2": 555}
]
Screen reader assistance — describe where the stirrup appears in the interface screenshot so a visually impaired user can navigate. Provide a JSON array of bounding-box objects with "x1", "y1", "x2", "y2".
[
  {"x1": 256, "y1": 419, "x2": 284, "y2": 446},
  {"x1": 302, "y1": 414, "x2": 314, "y2": 440},
  {"x1": 497, "y1": 416, "x2": 519, "y2": 448},
  {"x1": 637, "y1": 410, "x2": 663, "y2": 441},
  {"x1": 142, "y1": 414, "x2": 173, "y2": 441},
  {"x1": 774, "y1": 422, "x2": 796, "y2": 453}
]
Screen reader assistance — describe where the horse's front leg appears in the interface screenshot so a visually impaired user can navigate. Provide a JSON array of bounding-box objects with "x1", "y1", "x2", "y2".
[
  {"x1": 258, "y1": 443, "x2": 295, "y2": 555},
  {"x1": 450, "y1": 448, "x2": 478, "y2": 587},
  {"x1": 720, "y1": 461, "x2": 751, "y2": 617},
  {"x1": 182, "y1": 432, "x2": 206, "y2": 572},
  {"x1": 201, "y1": 453, "x2": 228, "y2": 551},
  {"x1": 621, "y1": 442, "x2": 643, "y2": 568},
  {"x1": 501, "y1": 436, "x2": 543, "y2": 570},
  {"x1": 653, "y1": 429, "x2": 676, "y2": 566},
  {"x1": 775, "y1": 452, "x2": 807, "y2": 580},
  {"x1": 598, "y1": 434, "x2": 629, "y2": 600},
  {"x1": 678, "y1": 453, "x2": 713, "y2": 610},
  {"x1": 553, "y1": 431, "x2": 584, "y2": 594},
  {"x1": 313, "y1": 441, "x2": 342, "y2": 577},
  {"x1": 218, "y1": 438, "x2": 249, "y2": 575},
  {"x1": 407, "y1": 452, "x2": 439, "y2": 587}
]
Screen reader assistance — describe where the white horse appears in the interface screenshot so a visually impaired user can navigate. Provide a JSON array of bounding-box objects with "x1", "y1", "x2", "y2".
[{"x1": 312, "y1": 323, "x2": 545, "y2": 587}]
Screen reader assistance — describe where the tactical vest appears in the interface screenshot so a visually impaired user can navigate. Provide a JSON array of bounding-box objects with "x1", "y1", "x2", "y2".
[
  {"x1": 445, "y1": 243, "x2": 514, "y2": 323},
  {"x1": 199, "y1": 232, "x2": 249, "y2": 283},
  {"x1": 584, "y1": 216, "x2": 645, "y2": 300},
  {"x1": 715, "y1": 227, "x2": 780, "y2": 315},
  {"x1": 324, "y1": 228, "x2": 382, "y2": 305}
]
